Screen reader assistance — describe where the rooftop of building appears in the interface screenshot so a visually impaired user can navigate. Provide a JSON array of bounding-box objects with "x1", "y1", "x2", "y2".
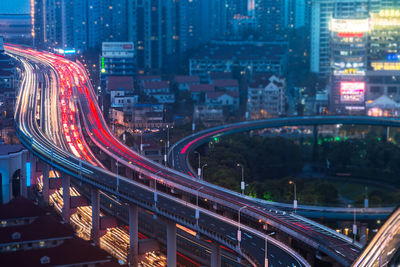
[
  {"x1": 0, "y1": 215, "x2": 75, "y2": 244},
  {"x1": 143, "y1": 81, "x2": 169, "y2": 90},
  {"x1": 210, "y1": 72, "x2": 233, "y2": 80},
  {"x1": 174, "y1": 75, "x2": 200, "y2": 83},
  {"x1": 137, "y1": 75, "x2": 162, "y2": 81},
  {"x1": 191, "y1": 42, "x2": 288, "y2": 61},
  {"x1": 0, "y1": 144, "x2": 25, "y2": 156},
  {"x1": 366, "y1": 95, "x2": 400, "y2": 109},
  {"x1": 207, "y1": 91, "x2": 239, "y2": 99},
  {"x1": 189, "y1": 84, "x2": 215, "y2": 93},
  {"x1": 249, "y1": 73, "x2": 284, "y2": 88},
  {"x1": 0, "y1": 237, "x2": 114, "y2": 267},
  {"x1": 107, "y1": 76, "x2": 134, "y2": 91},
  {"x1": 0, "y1": 197, "x2": 45, "y2": 220},
  {"x1": 213, "y1": 79, "x2": 239, "y2": 88}
]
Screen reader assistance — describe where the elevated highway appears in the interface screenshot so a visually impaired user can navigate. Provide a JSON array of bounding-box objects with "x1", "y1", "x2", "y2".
[
  {"x1": 352, "y1": 207, "x2": 400, "y2": 266},
  {"x1": 7, "y1": 45, "x2": 365, "y2": 266},
  {"x1": 169, "y1": 116, "x2": 398, "y2": 220}
]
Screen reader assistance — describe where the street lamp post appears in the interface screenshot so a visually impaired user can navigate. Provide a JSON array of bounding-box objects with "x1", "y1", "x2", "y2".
[
  {"x1": 289, "y1": 180, "x2": 297, "y2": 212},
  {"x1": 160, "y1": 139, "x2": 167, "y2": 166},
  {"x1": 166, "y1": 125, "x2": 170, "y2": 148},
  {"x1": 201, "y1": 164, "x2": 208, "y2": 180},
  {"x1": 140, "y1": 130, "x2": 143, "y2": 154},
  {"x1": 237, "y1": 163, "x2": 245, "y2": 195},
  {"x1": 238, "y1": 206, "x2": 247, "y2": 251},
  {"x1": 353, "y1": 208, "x2": 357, "y2": 243},
  {"x1": 264, "y1": 231, "x2": 275, "y2": 267},
  {"x1": 154, "y1": 171, "x2": 161, "y2": 213},
  {"x1": 116, "y1": 157, "x2": 122, "y2": 193},
  {"x1": 194, "y1": 151, "x2": 201, "y2": 177},
  {"x1": 195, "y1": 186, "x2": 204, "y2": 227}
]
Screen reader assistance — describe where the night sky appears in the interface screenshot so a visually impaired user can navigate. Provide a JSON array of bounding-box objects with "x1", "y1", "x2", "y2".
[{"x1": 0, "y1": 1, "x2": 30, "y2": 14}]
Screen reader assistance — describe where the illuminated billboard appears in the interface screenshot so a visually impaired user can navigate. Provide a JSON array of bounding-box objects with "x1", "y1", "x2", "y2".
[
  {"x1": 340, "y1": 82, "x2": 365, "y2": 103},
  {"x1": 330, "y1": 18, "x2": 370, "y2": 33},
  {"x1": 371, "y1": 10, "x2": 400, "y2": 27},
  {"x1": 371, "y1": 61, "x2": 400, "y2": 71}
]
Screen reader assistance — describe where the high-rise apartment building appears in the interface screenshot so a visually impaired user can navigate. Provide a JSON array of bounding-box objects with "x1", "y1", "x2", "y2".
[
  {"x1": 284, "y1": 0, "x2": 311, "y2": 29},
  {"x1": 128, "y1": 0, "x2": 181, "y2": 71},
  {"x1": 254, "y1": 0, "x2": 285, "y2": 38},
  {"x1": 34, "y1": 0, "x2": 128, "y2": 52},
  {"x1": 102, "y1": 0, "x2": 128, "y2": 42},
  {"x1": 310, "y1": 0, "x2": 379, "y2": 76},
  {"x1": 177, "y1": 0, "x2": 201, "y2": 53},
  {"x1": 329, "y1": 18, "x2": 369, "y2": 114}
]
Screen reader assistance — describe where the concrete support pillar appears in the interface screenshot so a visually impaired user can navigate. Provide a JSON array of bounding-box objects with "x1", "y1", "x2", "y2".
[
  {"x1": 128, "y1": 205, "x2": 139, "y2": 267},
  {"x1": 20, "y1": 151, "x2": 27, "y2": 198},
  {"x1": 210, "y1": 242, "x2": 221, "y2": 267},
  {"x1": 167, "y1": 221, "x2": 177, "y2": 267},
  {"x1": 30, "y1": 154, "x2": 36, "y2": 185},
  {"x1": 91, "y1": 188, "x2": 100, "y2": 246},
  {"x1": 312, "y1": 125, "x2": 319, "y2": 161},
  {"x1": 42, "y1": 164, "x2": 49, "y2": 204},
  {"x1": 359, "y1": 223, "x2": 368, "y2": 246},
  {"x1": 383, "y1": 126, "x2": 389, "y2": 142},
  {"x1": 62, "y1": 175, "x2": 71, "y2": 223}
]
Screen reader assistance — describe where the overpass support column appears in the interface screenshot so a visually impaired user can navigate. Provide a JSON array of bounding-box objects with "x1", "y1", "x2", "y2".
[
  {"x1": 91, "y1": 187, "x2": 100, "y2": 246},
  {"x1": 312, "y1": 125, "x2": 319, "y2": 161},
  {"x1": 42, "y1": 164, "x2": 49, "y2": 204},
  {"x1": 62, "y1": 175, "x2": 70, "y2": 223},
  {"x1": 167, "y1": 221, "x2": 177, "y2": 267},
  {"x1": 30, "y1": 154, "x2": 36, "y2": 185},
  {"x1": 128, "y1": 205, "x2": 139, "y2": 267},
  {"x1": 359, "y1": 223, "x2": 368, "y2": 245},
  {"x1": 384, "y1": 126, "x2": 390, "y2": 142},
  {"x1": 210, "y1": 242, "x2": 221, "y2": 267},
  {"x1": 20, "y1": 150, "x2": 28, "y2": 198}
]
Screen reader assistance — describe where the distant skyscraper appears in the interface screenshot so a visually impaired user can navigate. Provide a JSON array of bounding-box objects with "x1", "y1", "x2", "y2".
[
  {"x1": 34, "y1": 0, "x2": 128, "y2": 51},
  {"x1": 41, "y1": 0, "x2": 62, "y2": 48},
  {"x1": 128, "y1": 0, "x2": 178, "y2": 71},
  {"x1": 102, "y1": 0, "x2": 128, "y2": 42},
  {"x1": 284, "y1": 0, "x2": 311, "y2": 29},
  {"x1": 254, "y1": 0, "x2": 285, "y2": 38},
  {"x1": 177, "y1": 0, "x2": 201, "y2": 53},
  {"x1": 33, "y1": 0, "x2": 45, "y2": 47}
]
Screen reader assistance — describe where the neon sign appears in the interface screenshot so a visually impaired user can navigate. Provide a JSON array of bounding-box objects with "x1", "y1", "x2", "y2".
[
  {"x1": 330, "y1": 18, "x2": 370, "y2": 33},
  {"x1": 340, "y1": 82, "x2": 365, "y2": 103}
]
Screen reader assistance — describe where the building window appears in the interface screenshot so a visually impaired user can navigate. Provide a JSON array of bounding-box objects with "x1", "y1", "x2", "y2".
[
  {"x1": 371, "y1": 86, "x2": 381, "y2": 93},
  {"x1": 388, "y1": 86, "x2": 397, "y2": 94}
]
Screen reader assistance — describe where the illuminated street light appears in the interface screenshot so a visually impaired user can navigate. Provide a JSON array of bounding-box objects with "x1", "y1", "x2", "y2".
[
  {"x1": 116, "y1": 156, "x2": 123, "y2": 194},
  {"x1": 160, "y1": 139, "x2": 167, "y2": 166},
  {"x1": 289, "y1": 180, "x2": 297, "y2": 212},
  {"x1": 201, "y1": 164, "x2": 208, "y2": 180},
  {"x1": 194, "y1": 151, "x2": 201, "y2": 177},
  {"x1": 238, "y1": 206, "x2": 247, "y2": 251},
  {"x1": 195, "y1": 186, "x2": 204, "y2": 227},
  {"x1": 236, "y1": 163, "x2": 245, "y2": 195}
]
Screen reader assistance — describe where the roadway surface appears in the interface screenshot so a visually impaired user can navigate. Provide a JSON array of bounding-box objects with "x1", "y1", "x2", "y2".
[
  {"x1": 8, "y1": 45, "x2": 362, "y2": 266},
  {"x1": 169, "y1": 116, "x2": 398, "y2": 220}
]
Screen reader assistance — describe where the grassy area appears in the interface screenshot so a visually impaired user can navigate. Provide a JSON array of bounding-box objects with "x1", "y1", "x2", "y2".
[{"x1": 302, "y1": 177, "x2": 400, "y2": 207}]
